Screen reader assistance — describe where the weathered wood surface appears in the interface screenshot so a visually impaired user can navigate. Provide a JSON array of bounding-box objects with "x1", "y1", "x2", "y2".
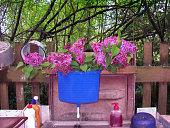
[
  {"x1": 14, "y1": 42, "x2": 25, "y2": 110},
  {"x1": 136, "y1": 66, "x2": 170, "y2": 82},
  {"x1": 14, "y1": 42, "x2": 23, "y2": 65},
  {"x1": 143, "y1": 42, "x2": 152, "y2": 107},
  {"x1": 0, "y1": 82, "x2": 9, "y2": 109},
  {"x1": 158, "y1": 42, "x2": 168, "y2": 115},
  {"x1": 16, "y1": 82, "x2": 25, "y2": 109},
  {"x1": 0, "y1": 66, "x2": 170, "y2": 82},
  {"x1": 50, "y1": 74, "x2": 135, "y2": 121},
  {"x1": 31, "y1": 82, "x2": 40, "y2": 103},
  {"x1": 42, "y1": 121, "x2": 131, "y2": 128},
  {"x1": 46, "y1": 41, "x2": 55, "y2": 53}
]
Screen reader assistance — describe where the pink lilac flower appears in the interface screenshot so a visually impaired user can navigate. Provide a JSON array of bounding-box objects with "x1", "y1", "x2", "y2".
[
  {"x1": 24, "y1": 52, "x2": 43, "y2": 67},
  {"x1": 45, "y1": 53, "x2": 73, "y2": 74},
  {"x1": 69, "y1": 38, "x2": 86, "y2": 54},
  {"x1": 91, "y1": 42, "x2": 103, "y2": 53},
  {"x1": 94, "y1": 52, "x2": 106, "y2": 67},
  {"x1": 102, "y1": 36, "x2": 118, "y2": 48},
  {"x1": 113, "y1": 52, "x2": 128, "y2": 68},
  {"x1": 64, "y1": 42, "x2": 72, "y2": 50},
  {"x1": 76, "y1": 54, "x2": 84, "y2": 65},
  {"x1": 91, "y1": 36, "x2": 137, "y2": 69},
  {"x1": 120, "y1": 39, "x2": 138, "y2": 53},
  {"x1": 91, "y1": 42, "x2": 106, "y2": 67}
]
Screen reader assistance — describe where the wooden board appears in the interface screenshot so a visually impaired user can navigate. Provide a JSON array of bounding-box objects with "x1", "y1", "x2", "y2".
[
  {"x1": 16, "y1": 82, "x2": 25, "y2": 110},
  {"x1": 158, "y1": 43, "x2": 168, "y2": 115},
  {"x1": 0, "y1": 82, "x2": 9, "y2": 109},
  {"x1": 1, "y1": 66, "x2": 170, "y2": 82},
  {"x1": 50, "y1": 74, "x2": 135, "y2": 121}
]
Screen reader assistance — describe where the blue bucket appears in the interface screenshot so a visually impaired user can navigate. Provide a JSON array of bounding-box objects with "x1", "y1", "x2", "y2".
[{"x1": 57, "y1": 70, "x2": 101, "y2": 104}]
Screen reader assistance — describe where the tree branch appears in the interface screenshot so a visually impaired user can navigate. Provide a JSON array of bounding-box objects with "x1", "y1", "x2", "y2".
[
  {"x1": 10, "y1": 0, "x2": 24, "y2": 42},
  {"x1": 144, "y1": 0, "x2": 164, "y2": 42},
  {"x1": 49, "y1": 7, "x2": 116, "y2": 35},
  {"x1": 48, "y1": 0, "x2": 139, "y2": 34},
  {"x1": 39, "y1": 0, "x2": 68, "y2": 40},
  {"x1": 162, "y1": 0, "x2": 168, "y2": 36},
  {"x1": 25, "y1": 0, "x2": 56, "y2": 43}
]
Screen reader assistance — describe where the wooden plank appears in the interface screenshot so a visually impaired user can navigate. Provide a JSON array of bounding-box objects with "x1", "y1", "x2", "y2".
[
  {"x1": 143, "y1": 82, "x2": 151, "y2": 107},
  {"x1": 158, "y1": 82, "x2": 167, "y2": 114},
  {"x1": 0, "y1": 82, "x2": 9, "y2": 109},
  {"x1": 127, "y1": 74, "x2": 135, "y2": 119},
  {"x1": 42, "y1": 121, "x2": 131, "y2": 128},
  {"x1": 158, "y1": 42, "x2": 168, "y2": 115},
  {"x1": 16, "y1": 82, "x2": 25, "y2": 109},
  {"x1": 143, "y1": 42, "x2": 152, "y2": 66},
  {"x1": 101, "y1": 66, "x2": 137, "y2": 74},
  {"x1": 0, "y1": 82, "x2": 2, "y2": 109},
  {"x1": 30, "y1": 44, "x2": 39, "y2": 53},
  {"x1": 136, "y1": 66, "x2": 170, "y2": 82},
  {"x1": 32, "y1": 82, "x2": 40, "y2": 103},
  {"x1": 46, "y1": 41, "x2": 55, "y2": 53},
  {"x1": 14, "y1": 42, "x2": 25, "y2": 110},
  {"x1": 1, "y1": 66, "x2": 170, "y2": 82},
  {"x1": 14, "y1": 42, "x2": 23, "y2": 65},
  {"x1": 143, "y1": 42, "x2": 152, "y2": 107},
  {"x1": 1, "y1": 67, "x2": 46, "y2": 82}
]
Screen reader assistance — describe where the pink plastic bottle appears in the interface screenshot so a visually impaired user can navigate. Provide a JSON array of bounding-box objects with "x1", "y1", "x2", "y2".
[{"x1": 110, "y1": 103, "x2": 123, "y2": 127}]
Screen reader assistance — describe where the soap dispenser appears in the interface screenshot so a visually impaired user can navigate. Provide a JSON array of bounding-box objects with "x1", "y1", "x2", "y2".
[{"x1": 110, "y1": 103, "x2": 123, "y2": 127}]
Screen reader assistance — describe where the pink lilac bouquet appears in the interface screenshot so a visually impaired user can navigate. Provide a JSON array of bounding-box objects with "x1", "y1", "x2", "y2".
[{"x1": 17, "y1": 35, "x2": 137, "y2": 79}]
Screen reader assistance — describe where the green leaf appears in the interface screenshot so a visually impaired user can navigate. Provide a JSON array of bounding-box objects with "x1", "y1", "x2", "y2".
[
  {"x1": 84, "y1": 54, "x2": 94, "y2": 62},
  {"x1": 38, "y1": 65, "x2": 43, "y2": 70},
  {"x1": 70, "y1": 61, "x2": 79, "y2": 66},
  {"x1": 22, "y1": 65, "x2": 33, "y2": 79},
  {"x1": 117, "y1": 29, "x2": 122, "y2": 48},
  {"x1": 117, "y1": 62, "x2": 122, "y2": 69},
  {"x1": 112, "y1": 45, "x2": 120, "y2": 57},
  {"x1": 87, "y1": 68, "x2": 91, "y2": 71},
  {"x1": 58, "y1": 49, "x2": 68, "y2": 53},
  {"x1": 127, "y1": 56, "x2": 131, "y2": 64},
  {"x1": 41, "y1": 70, "x2": 46, "y2": 74},
  {"x1": 41, "y1": 62, "x2": 50, "y2": 67},
  {"x1": 103, "y1": 45, "x2": 107, "y2": 53},
  {"x1": 50, "y1": 63, "x2": 56, "y2": 68},
  {"x1": 110, "y1": 63, "x2": 116, "y2": 73},
  {"x1": 29, "y1": 69, "x2": 38, "y2": 79},
  {"x1": 106, "y1": 43, "x2": 111, "y2": 53},
  {"x1": 106, "y1": 55, "x2": 111, "y2": 68},
  {"x1": 80, "y1": 64, "x2": 88, "y2": 72},
  {"x1": 16, "y1": 62, "x2": 24, "y2": 69},
  {"x1": 106, "y1": 65, "x2": 111, "y2": 71}
]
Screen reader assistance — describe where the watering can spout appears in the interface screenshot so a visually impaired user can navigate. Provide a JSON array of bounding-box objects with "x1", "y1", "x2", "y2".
[{"x1": 77, "y1": 104, "x2": 80, "y2": 119}]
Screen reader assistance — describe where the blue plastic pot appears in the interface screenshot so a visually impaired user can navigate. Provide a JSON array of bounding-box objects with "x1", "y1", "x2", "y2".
[{"x1": 57, "y1": 70, "x2": 101, "y2": 104}]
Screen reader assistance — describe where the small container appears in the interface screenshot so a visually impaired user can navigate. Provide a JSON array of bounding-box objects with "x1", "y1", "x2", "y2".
[
  {"x1": 24, "y1": 104, "x2": 35, "y2": 128},
  {"x1": 31, "y1": 98, "x2": 41, "y2": 128},
  {"x1": 131, "y1": 112, "x2": 156, "y2": 128},
  {"x1": 110, "y1": 103, "x2": 123, "y2": 127}
]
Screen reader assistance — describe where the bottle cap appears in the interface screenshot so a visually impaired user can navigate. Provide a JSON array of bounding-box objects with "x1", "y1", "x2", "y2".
[
  {"x1": 34, "y1": 96, "x2": 38, "y2": 100},
  {"x1": 31, "y1": 99, "x2": 36, "y2": 105},
  {"x1": 27, "y1": 104, "x2": 32, "y2": 108},
  {"x1": 112, "y1": 103, "x2": 119, "y2": 110}
]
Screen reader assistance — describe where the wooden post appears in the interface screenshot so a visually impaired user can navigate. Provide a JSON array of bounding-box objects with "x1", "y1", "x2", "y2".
[
  {"x1": 16, "y1": 82, "x2": 25, "y2": 109},
  {"x1": 14, "y1": 42, "x2": 25, "y2": 109},
  {"x1": 46, "y1": 41, "x2": 55, "y2": 53},
  {"x1": 158, "y1": 42, "x2": 168, "y2": 114},
  {"x1": 0, "y1": 82, "x2": 9, "y2": 109},
  {"x1": 32, "y1": 82, "x2": 40, "y2": 103},
  {"x1": 14, "y1": 42, "x2": 23, "y2": 65},
  {"x1": 143, "y1": 42, "x2": 152, "y2": 107}
]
